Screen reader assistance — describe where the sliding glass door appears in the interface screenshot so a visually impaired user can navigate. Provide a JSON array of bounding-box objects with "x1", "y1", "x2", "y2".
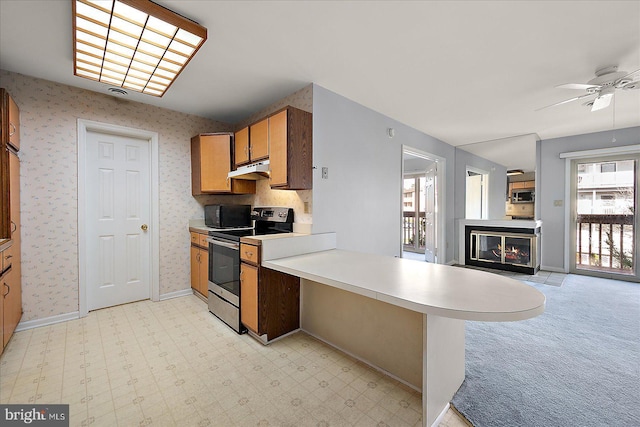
[{"x1": 570, "y1": 154, "x2": 639, "y2": 281}]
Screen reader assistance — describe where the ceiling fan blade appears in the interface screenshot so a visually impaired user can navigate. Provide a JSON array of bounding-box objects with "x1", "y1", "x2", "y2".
[
  {"x1": 536, "y1": 93, "x2": 594, "y2": 111},
  {"x1": 618, "y1": 68, "x2": 640, "y2": 81},
  {"x1": 556, "y1": 83, "x2": 600, "y2": 90},
  {"x1": 615, "y1": 68, "x2": 640, "y2": 88},
  {"x1": 591, "y1": 93, "x2": 613, "y2": 111}
]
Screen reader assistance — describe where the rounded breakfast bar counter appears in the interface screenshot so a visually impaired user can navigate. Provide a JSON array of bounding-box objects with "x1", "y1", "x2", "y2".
[{"x1": 262, "y1": 249, "x2": 546, "y2": 322}]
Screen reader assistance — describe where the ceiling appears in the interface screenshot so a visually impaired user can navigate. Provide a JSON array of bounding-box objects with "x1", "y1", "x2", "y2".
[{"x1": 1, "y1": 1, "x2": 639, "y2": 170}]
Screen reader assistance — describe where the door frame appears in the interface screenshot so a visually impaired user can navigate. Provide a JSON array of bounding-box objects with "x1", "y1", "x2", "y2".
[
  {"x1": 465, "y1": 166, "x2": 490, "y2": 219},
  {"x1": 401, "y1": 146, "x2": 446, "y2": 264},
  {"x1": 77, "y1": 119, "x2": 160, "y2": 317},
  {"x1": 561, "y1": 144, "x2": 640, "y2": 278}
]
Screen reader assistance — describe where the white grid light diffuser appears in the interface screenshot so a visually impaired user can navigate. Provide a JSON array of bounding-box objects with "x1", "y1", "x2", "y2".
[{"x1": 73, "y1": 0, "x2": 207, "y2": 97}]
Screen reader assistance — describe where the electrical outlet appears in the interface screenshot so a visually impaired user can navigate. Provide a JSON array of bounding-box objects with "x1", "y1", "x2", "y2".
[
  {"x1": 554, "y1": 200, "x2": 563, "y2": 207},
  {"x1": 322, "y1": 167, "x2": 328, "y2": 179},
  {"x1": 304, "y1": 201, "x2": 310, "y2": 213}
]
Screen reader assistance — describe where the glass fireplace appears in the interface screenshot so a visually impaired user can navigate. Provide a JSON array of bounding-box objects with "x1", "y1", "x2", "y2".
[{"x1": 469, "y1": 229, "x2": 539, "y2": 274}]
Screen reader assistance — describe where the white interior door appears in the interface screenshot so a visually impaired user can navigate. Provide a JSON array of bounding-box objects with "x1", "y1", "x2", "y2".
[
  {"x1": 85, "y1": 130, "x2": 151, "y2": 310},
  {"x1": 424, "y1": 164, "x2": 437, "y2": 262}
]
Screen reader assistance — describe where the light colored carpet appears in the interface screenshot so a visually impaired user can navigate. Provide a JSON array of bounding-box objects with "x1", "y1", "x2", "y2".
[{"x1": 452, "y1": 274, "x2": 640, "y2": 427}]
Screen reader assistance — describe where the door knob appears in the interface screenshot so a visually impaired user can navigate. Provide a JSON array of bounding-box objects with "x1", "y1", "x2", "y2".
[{"x1": 141, "y1": 224, "x2": 148, "y2": 231}]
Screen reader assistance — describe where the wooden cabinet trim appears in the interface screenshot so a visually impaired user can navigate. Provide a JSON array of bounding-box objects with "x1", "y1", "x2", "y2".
[
  {"x1": 249, "y1": 118, "x2": 269, "y2": 162},
  {"x1": 191, "y1": 133, "x2": 256, "y2": 195},
  {"x1": 240, "y1": 263, "x2": 259, "y2": 334},
  {"x1": 240, "y1": 243, "x2": 259, "y2": 265},
  {"x1": 234, "y1": 127, "x2": 250, "y2": 166}
]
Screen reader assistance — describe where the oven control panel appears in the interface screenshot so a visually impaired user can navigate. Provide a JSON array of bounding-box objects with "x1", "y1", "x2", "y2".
[{"x1": 251, "y1": 207, "x2": 293, "y2": 223}]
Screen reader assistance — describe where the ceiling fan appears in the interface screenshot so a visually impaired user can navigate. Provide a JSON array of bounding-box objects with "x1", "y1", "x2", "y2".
[{"x1": 538, "y1": 65, "x2": 640, "y2": 112}]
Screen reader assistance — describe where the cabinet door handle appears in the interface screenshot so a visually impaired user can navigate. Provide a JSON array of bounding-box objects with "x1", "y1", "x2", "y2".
[
  {"x1": 11, "y1": 221, "x2": 17, "y2": 233},
  {"x1": 244, "y1": 251, "x2": 253, "y2": 258},
  {"x1": 9, "y1": 122, "x2": 16, "y2": 136},
  {"x1": 196, "y1": 252, "x2": 200, "y2": 262},
  {"x1": 5, "y1": 254, "x2": 12, "y2": 260},
  {"x1": 2, "y1": 283, "x2": 9, "y2": 297}
]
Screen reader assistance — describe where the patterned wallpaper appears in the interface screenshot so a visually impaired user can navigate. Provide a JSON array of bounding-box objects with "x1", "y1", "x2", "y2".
[
  {"x1": 0, "y1": 70, "x2": 236, "y2": 321},
  {"x1": 244, "y1": 84, "x2": 313, "y2": 224},
  {"x1": 0, "y1": 71, "x2": 314, "y2": 323},
  {"x1": 234, "y1": 84, "x2": 313, "y2": 129}
]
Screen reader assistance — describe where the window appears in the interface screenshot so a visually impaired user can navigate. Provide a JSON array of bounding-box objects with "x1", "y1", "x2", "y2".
[{"x1": 600, "y1": 163, "x2": 616, "y2": 173}]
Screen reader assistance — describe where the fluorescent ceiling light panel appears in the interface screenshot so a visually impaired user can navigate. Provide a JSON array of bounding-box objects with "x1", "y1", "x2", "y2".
[{"x1": 72, "y1": 0, "x2": 207, "y2": 97}]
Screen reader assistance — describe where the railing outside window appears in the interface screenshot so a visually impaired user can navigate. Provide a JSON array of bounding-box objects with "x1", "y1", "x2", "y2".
[
  {"x1": 403, "y1": 211, "x2": 426, "y2": 252},
  {"x1": 576, "y1": 214, "x2": 634, "y2": 273}
]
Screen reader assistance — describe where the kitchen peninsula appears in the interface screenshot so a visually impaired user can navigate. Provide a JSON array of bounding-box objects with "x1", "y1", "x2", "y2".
[{"x1": 251, "y1": 233, "x2": 546, "y2": 427}]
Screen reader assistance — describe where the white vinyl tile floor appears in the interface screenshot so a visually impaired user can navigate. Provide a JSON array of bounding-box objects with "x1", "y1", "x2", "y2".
[{"x1": 0, "y1": 295, "x2": 469, "y2": 427}]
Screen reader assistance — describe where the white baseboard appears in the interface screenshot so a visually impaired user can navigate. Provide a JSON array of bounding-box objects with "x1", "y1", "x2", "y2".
[
  {"x1": 446, "y1": 260, "x2": 458, "y2": 266},
  {"x1": 431, "y1": 403, "x2": 450, "y2": 427},
  {"x1": 540, "y1": 265, "x2": 568, "y2": 273},
  {"x1": 159, "y1": 288, "x2": 193, "y2": 301},
  {"x1": 15, "y1": 311, "x2": 80, "y2": 332}
]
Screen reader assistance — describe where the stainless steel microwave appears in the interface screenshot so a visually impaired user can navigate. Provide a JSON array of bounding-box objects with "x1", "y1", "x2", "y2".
[{"x1": 511, "y1": 189, "x2": 535, "y2": 204}]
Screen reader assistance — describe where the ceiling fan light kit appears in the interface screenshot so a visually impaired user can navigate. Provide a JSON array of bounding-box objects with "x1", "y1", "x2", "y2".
[{"x1": 539, "y1": 65, "x2": 640, "y2": 112}]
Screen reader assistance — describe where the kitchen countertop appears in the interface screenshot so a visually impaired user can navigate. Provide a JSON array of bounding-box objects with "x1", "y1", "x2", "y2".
[
  {"x1": 263, "y1": 249, "x2": 545, "y2": 322},
  {"x1": 240, "y1": 233, "x2": 308, "y2": 244}
]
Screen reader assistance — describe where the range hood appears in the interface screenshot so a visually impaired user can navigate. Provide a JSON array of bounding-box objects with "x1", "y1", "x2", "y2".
[{"x1": 227, "y1": 160, "x2": 270, "y2": 180}]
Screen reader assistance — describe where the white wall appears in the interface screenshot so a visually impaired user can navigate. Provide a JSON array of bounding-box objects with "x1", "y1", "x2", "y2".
[
  {"x1": 538, "y1": 126, "x2": 640, "y2": 271},
  {"x1": 312, "y1": 85, "x2": 457, "y2": 261}
]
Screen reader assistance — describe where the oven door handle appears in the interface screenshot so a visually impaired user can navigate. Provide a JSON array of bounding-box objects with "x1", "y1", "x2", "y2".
[{"x1": 206, "y1": 238, "x2": 240, "y2": 250}]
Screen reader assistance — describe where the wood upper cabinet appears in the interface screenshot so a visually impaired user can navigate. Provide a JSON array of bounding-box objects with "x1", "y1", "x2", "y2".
[
  {"x1": 234, "y1": 127, "x2": 250, "y2": 166},
  {"x1": 235, "y1": 121, "x2": 269, "y2": 168},
  {"x1": 511, "y1": 180, "x2": 535, "y2": 190},
  {"x1": 191, "y1": 133, "x2": 255, "y2": 195},
  {"x1": 268, "y1": 107, "x2": 312, "y2": 190},
  {"x1": 7, "y1": 95, "x2": 19, "y2": 152},
  {"x1": 249, "y1": 118, "x2": 269, "y2": 162}
]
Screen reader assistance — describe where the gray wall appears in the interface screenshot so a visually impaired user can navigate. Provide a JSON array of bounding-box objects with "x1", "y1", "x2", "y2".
[
  {"x1": 454, "y1": 148, "x2": 508, "y2": 260},
  {"x1": 538, "y1": 126, "x2": 640, "y2": 271},
  {"x1": 311, "y1": 85, "x2": 457, "y2": 261},
  {"x1": 455, "y1": 148, "x2": 508, "y2": 220}
]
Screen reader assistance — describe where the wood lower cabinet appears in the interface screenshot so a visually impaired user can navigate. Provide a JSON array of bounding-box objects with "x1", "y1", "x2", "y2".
[
  {"x1": 240, "y1": 263, "x2": 259, "y2": 332},
  {"x1": 3, "y1": 263, "x2": 20, "y2": 348},
  {"x1": 191, "y1": 133, "x2": 255, "y2": 195},
  {"x1": 240, "y1": 241, "x2": 300, "y2": 342},
  {"x1": 268, "y1": 107, "x2": 312, "y2": 190},
  {"x1": 190, "y1": 232, "x2": 209, "y2": 298}
]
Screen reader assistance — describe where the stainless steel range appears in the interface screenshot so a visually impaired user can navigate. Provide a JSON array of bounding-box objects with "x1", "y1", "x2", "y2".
[{"x1": 207, "y1": 207, "x2": 294, "y2": 333}]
